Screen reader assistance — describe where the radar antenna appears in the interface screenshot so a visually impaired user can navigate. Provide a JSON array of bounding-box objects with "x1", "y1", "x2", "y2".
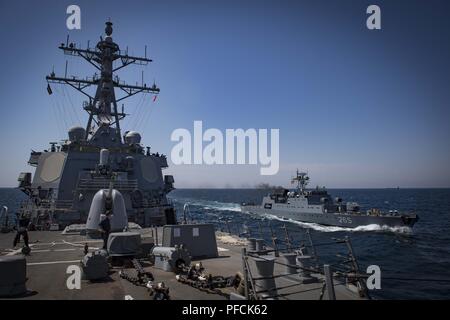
[
  {"x1": 46, "y1": 21, "x2": 159, "y2": 142},
  {"x1": 291, "y1": 169, "x2": 309, "y2": 193}
]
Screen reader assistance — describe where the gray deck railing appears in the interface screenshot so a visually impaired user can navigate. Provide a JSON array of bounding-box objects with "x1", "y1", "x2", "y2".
[
  {"x1": 238, "y1": 235, "x2": 369, "y2": 300},
  {"x1": 197, "y1": 216, "x2": 370, "y2": 300}
]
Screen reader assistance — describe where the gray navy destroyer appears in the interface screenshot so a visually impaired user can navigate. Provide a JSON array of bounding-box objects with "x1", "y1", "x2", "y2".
[
  {"x1": 16, "y1": 21, "x2": 176, "y2": 230},
  {"x1": 241, "y1": 171, "x2": 419, "y2": 229}
]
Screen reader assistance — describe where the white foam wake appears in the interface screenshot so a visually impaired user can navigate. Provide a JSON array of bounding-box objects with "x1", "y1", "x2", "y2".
[
  {"x1": 258, "y1": 212, "x2": 413, "y2": 234},
  {"x1": 172, "y1": 197, "x2": 242, "y2": 213},
  {"x1": 171, "y1": 196, "x2": 412, "y2": 234}
]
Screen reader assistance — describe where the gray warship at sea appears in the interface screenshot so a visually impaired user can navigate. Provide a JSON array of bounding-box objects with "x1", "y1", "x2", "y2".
[
  {"x1": 241, "y1": 171, "x2": 419, "y2": 229},
  {"x1": 16, "y1": 21, "x2": 176, "y2": 229},
  {"x1": 0, "y1": 22, "x2": 372, "y2": 301}
]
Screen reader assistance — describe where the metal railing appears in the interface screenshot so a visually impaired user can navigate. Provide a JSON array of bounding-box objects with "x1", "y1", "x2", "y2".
[
  {"x1": 193, "y1": 215, "x2": 371, "y2": 300},
  {"x1": 77, "y1": 178, "x2": 138, "y2": 191},
  {"x1": 238, "y1": 235, "x2": 368, "y2": 300}
]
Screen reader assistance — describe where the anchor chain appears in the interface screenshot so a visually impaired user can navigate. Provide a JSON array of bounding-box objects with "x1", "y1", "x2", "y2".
[
  {"x1": 175, "y1": 262, "x2": 241, "y2": 298},
  {"x1": 119, "y1": 258, "x2": 170, "y2": 300}
]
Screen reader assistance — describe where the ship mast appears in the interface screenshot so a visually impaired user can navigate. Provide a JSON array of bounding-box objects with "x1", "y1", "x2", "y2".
[
  {"x1": 46, "y1": 21, "x2": 159, "y2": 143},
  {"x1": 291, "y1": 169, "x2": 309, "y2": 193}
]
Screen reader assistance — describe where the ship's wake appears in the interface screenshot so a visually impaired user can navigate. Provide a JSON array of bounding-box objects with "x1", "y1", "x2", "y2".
[
  {"x1": 259, "y1": 212, "x2": 413, "y2": 234},
  {"x1": 170, "y1": 197, "x2": 242, "y2": 213}
]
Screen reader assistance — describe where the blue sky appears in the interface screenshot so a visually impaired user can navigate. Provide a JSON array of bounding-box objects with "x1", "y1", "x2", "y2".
[{"x1": 0, "y1": 0, "x2": 449, "y2": 188}]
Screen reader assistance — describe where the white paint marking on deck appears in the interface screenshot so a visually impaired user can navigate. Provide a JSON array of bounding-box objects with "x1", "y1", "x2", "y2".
[
  {"x1": 28, "y1": 240, "x2": 102, "y2": 246},
  {"x1": 27, "y1": 260, "x2": 80, "y2": 266},
  {"x1": 64, "y1": 240, "x2": 102, "y2": 245},
  {"x1": 5, "y1": 249, "x2": 21, "y2": 256},
  {"x1": 62, "y1": 240, "x2": 100, "y2": 250},
  {"x1": 6, "y1": 247, "x2": 33, "y2": 256},
  {"x1": 31, "y1": 248, "x2": 77, "y2": 253},
  {"x1": 217, "y1": 247, "x2": 229, "y2": 252},
  {"x1": 4, "y1": 239, "x2": 101, "y2": 256},
  {"x1": 5, "y1": 246, "x2": 100, "y2": 256},
  {"x1": 63, "y1": 240, "x2": 85, "y2": 247}
]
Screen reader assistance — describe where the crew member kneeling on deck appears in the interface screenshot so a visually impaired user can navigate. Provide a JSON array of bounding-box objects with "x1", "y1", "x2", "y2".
[
  {"x1": 13, "y1": 213, "x2": 30, "y2": 249},
  {"x1": 99, "y1": 210, "x2": 112, "y2": 250}
]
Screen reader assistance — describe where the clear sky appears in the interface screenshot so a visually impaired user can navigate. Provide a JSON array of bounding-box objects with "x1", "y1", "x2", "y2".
[{"x1": 0, "y1": 0, "x2": 449, "y2": 188}]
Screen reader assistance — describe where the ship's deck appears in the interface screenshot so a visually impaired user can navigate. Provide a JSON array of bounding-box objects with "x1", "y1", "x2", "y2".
[{"x1": 0, "y1": 229, "x2": 363, "y2": 300}]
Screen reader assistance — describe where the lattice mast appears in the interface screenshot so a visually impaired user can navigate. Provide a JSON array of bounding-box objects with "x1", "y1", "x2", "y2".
[
  {"x1": 291, "y1": 169, "x2": 309, "y2": 193},
  {"x1": 46, "y1": 21, "x2": 159, "y2": 142}
]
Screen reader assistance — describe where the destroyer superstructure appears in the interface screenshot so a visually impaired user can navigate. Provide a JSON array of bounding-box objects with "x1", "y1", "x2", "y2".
[
  {"x1": 16, "y1": 22, "x2": 176, "y2": 229},
  {"x1": 241, "y1": 171, "x2": 419, "y2": 228}
]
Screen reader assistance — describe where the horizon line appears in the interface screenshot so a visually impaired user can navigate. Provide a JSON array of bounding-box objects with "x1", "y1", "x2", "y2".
[{"x1": 2, "y1": 186, "x2": 449, "y2": 190}]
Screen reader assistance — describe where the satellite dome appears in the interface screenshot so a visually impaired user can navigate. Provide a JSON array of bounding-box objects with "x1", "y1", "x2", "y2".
[
  {"x1": 68, "y1": 126, "x2": 85, "y2": 142},
  {"x1": 124, "y1": 131, "x2": 141, "y2": 145}
]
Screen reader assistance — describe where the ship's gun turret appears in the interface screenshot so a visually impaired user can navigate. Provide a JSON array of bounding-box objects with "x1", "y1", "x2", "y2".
[
  {"x1": 105, "y1": 180, "x2": 114, "y2": 212},
  {"x1": 86, "y1": 148, "x2": 127, "y2": 236},
  {"x1": 86, "y1": 185, "x2": 128, "y2": 238},
  {"x1": 346, "y1": 202, "x2": 360, "y2": 213}
]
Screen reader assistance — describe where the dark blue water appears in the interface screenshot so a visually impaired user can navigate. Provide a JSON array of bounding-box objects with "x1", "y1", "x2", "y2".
[
  {"x1": 166, "y1": 188, "x2": 450, "y2": 300},
  {"x1": 1, "y1": 188, "x2": 449, "y2": 299},
  {"x1": 0, "y1": 188, "x2": 27, "y2": 226}
]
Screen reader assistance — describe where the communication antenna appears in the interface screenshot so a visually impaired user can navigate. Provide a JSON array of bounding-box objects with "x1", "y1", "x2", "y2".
[{"x1": 46, "y1": 21, "x2": 160, "y2": 142}]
